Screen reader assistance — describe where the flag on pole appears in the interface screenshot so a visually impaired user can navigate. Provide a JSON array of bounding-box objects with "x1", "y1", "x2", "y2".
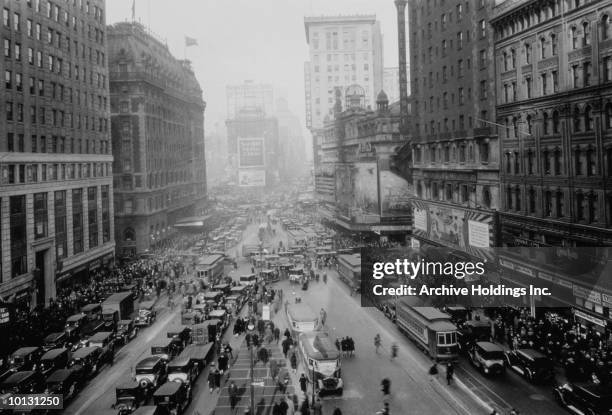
[
  {"x1": 185, "y1": 36, "x2": 198, "y2": 47},
  {"x1": 131, "y1": 0, "x2": 135, "y2": 21}
]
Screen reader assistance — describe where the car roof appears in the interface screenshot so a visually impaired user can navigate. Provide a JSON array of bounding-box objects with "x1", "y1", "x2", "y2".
[
  {"x1": 116, "y1": 380, "x2": 140, "y2": 391},
  {"x1": 72, "y1": 346, "x2": 100, "y2": 358},
  {"x1": 118, "y1": 319, "x2": 133, "y2": 324},
  {"x1": 2, "y1": 371, "x2": 37, "y2": 385},
  {"x1": 168, "y1": 357, "x2": 191, "y2": 368},
  {"x1": 82, "y1": 304, "x2": 101, "y2": 311},
  {"x1": 153, "y1": 381, "x2": 182, "y2": 396},
  {"x1": 475, "y1": 342, "x2": 504, "y2": 352},
  {"x1": 516, "y1": 348, "x2": 547, "y2": 360},
  {"x1": 12, "y1": 346, "x2": 40, "y2": 356},
  {"x1": 67, "y1": 313, "x2": 86, "y2": 321},
  {"x1": 136, "y1": 356, "x2": 162, "y2": 368},
  {"x1": 44, "y1": 332, "x2": 65, "y2": 341},
  {"x1": 89, "y1": 331, "x2": 114, "y2": 341},
  {"x1": 45, "y1": 369, "x2": 74, "y2": 383},
  {"x1": 41, "y1": 348, "x2": 68, "y2": 360}
]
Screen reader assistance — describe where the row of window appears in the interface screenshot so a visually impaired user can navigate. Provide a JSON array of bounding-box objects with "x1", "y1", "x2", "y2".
[
  {"x1": 9, "y1": 184, "x2": 110, "y2": 278},
  {"x1": 415, "y1": 181, "x2": 493, "y2": 208},
  {"x1": 503, "y1": 146, "x2": 612, "y2": 177},
  {"x1": 312, "y1": 63, "x2": 369, "y2": 73},
  {"x1": 4, "y1": 70, "x2": 107, "y2": 110},
  {"x1": 504, "y1": 186, "x2": 608, "y2": 225},
  {"x1": 310, "y1": 29, "x2": 370, "y2": 51},
  {"x1": 3, "y1": 8, "x2": 105, "y2": 61},
  {"x1": 6, "y1": 132, "x2": 109, "y2": 154},
  {"x1": 414, "y1": 141, "x2": 490, "y2": 165},
  {"x1": 415, "y1": 111, "x2": 490, "y2": 137},
  {"x1": 5, "y1": 101, "x2": 109, "y2": 134},
  {"x1": 3, "y1": 161, "x2": 111, "y2": 185}
]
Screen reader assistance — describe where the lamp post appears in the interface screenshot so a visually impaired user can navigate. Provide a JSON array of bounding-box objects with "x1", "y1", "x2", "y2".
[{"x1": 247, "y1": 322, "x2": 255, "y2": 415}]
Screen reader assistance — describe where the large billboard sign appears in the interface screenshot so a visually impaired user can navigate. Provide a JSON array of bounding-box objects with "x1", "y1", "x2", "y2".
[
  {"x1": 238, "y1": 169, "x2": 266, "y2": 187},
  {"x1": 379, "y1": 170, "x2": 412, "y2": 217},
  {"x1": 412, "y1": 200, "x2": 494, "y2": 260},
  {"x1": 335, "y1": 162, "x2": 379, "y2": 217},
  {"x1": 238, "y1": 138, "x2": 265, "y2": 168}
]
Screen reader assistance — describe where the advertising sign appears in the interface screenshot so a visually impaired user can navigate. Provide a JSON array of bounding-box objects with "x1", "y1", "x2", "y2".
[
  {"x1": 238, "y1": 169, "x2": 266, "y2": 187},
  {"x1": 379, "y1": 170, "x2": 412, "y2": 217},
  {"x1": 335, "y1": 162, "x2": 379, "y2": 217},
  {"x1": 414, "y1": 208, "x2": 427, "y2": 231},
  {"x1": 238, "y1": 137, "x2": 265, "y2": 168},
  {"x1": 262, "y1": 305, "x2": 271, "y2": 321}
]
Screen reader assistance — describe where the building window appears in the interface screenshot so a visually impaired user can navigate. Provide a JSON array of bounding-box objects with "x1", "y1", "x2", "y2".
[
  {"x1": 101, "y1": 185, "x2": 110, "y2": 243},
  {"x1": 482, "y1": 187, "x2": 491, "y2": 208},
  {"x1": 32, "y1": 192, "x2": 48, "y2": 240},
  {"x1": 88, "y1": 186, "x2": 98, "y2": 248},
  {"x1": 556, "y1": 190, "x2": 564, "y2": 217},
  {"x1": 551, "y1": 34, "x2": 558, "y2": 56},
  {"x1": 575, "y1": 148, "x2": 583, "y2": 175},
  {"x1": 603, "y1": 15, "x2": 611, "y2": 40},
  {"x1": 554, "y1": 149, "x2": 562, "y2": 175},
  {"x1": 525, "y1": 43, "x2": 531, "y2": 64},
  {"x1": 589, "y1": 193, "x2": 598, "y2": 223},
  {"x1": 541, "y1": 73, "x2": 548, "y2": 95},
  {"x1": 479, "y1": 19, "x2": 486, "y2": 38},
  {"x1": 506, "y1": 186, "x2": 513, "y2": 210},
  {"x1": 54, "y1": 191, "x2": 67, "y2": 259},
  {"x1": 586, "y1": 148, "x2": 596, "y2": 176},
  {"x1": 525, "y1": 76, "x2": 532, "y2": 99},
  {"x1": 528, "y1": 188, "x2": 536, "y2": 214},
  {"x1": 585, "y1": 105, "x2": 593, "y2": 131},
  {"x1": 571, "y1": 26, "x2": 579, "y2": 49},
  {"x1": 577, "y1": 192, "x2": 586, "y2": 220},
  {"x1": 10, "y1": 195, "x2": 27, "y2": 278},
  {"x1": 583, "y1": 62, "x2": 591, "y2": 87},
  {"x1": 544, "y1": 191, "x2": 553, "y2": 216},
  {"x1": 72, "y1": 188, "x2": 83, "y2": 254},
  {"x1": 583, "y1": 22, "x2": 590, "y2": 46}
]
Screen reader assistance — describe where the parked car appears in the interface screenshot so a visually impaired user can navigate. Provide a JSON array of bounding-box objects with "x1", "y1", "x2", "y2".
[
  {"x1": 115, "y1": 319, "x2": 139, "y2": 345},
  {"x1": 166, "y1": 326, "x2": 191, "y2": 349},
  {"x1": 102, "y1": 309, "x2": 120, "y2": 332},
  {"x1": 135, "y1": 301, "x2": 156, "y2": 327},
  {"x1": 8, "y1": 347, "x2": 43, "y2": 372},
  {"x1": 87, "y1": 332, "x2": 115, "y2": 364},
  {"x1": 504, "y1": 349, "x2": 554, "y2": 383},
  {"x1": 38, "y1": 348, "x2": 70, "y2": 377},
  {"x1": 150, "y1": 338, "x2": 182, "y2": 362},
  {"x1": 0, "y1": 371, "x2": 45, "y2": 394},
  {"x1": 468, "y1": 342, "x2": 505, "y2": 376},
  {"x1": 134, "y1": 356, "x2": 167, "y2": 390},
  {"x1": 152, "y1": 381, "x2": 191, "y2": 415},
  {"x1": 65, "y1": 313, "x2": 88, "y2": 339},
  {"x1": 554, "y1": 382, "x2": 612, "y2": 415},
  {"x1": 114, "y1": 381, "x2": 146, "y2": 415},
  {"x1": 43, "y1": 332, "x2": 72, "y2": 352},
  {"x1": 166, "y1": 357, "x2": 197, "y2": 386},
  {"x1": 68, "y1": 346, "x2": 106, "y2": 378},
  {"x1": 44, "y1": 368, "x2": 83, "y2": 401}
]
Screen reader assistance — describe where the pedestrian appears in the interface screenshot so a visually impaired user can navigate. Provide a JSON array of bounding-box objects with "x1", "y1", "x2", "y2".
[
  {"x1": 218, "y1": 353, "x2": 229, "y2": 373},
  {"x1": 381, "y1": 378, "x2": 391, "y2": 396},
  {"x1": 300, "y1": 398, "x2": 310, "y2": 415},
  {"x1": 299, "y1": 373, "x2": 308, "y2": 395},
  {"x1": 274, "y1": 327, "x2": 281, "y2": 343},
  {"x1": 270, "y1": 359, "x2": 279, "y2": 381},
  {"x1": 446, "y1": 362, "x2": 454, "y2": 385},
  {"x1": 207, "y1": 366, "x2": 216, "y2": 392},
  {"x1": 374, "y1": 334, "x2": 381, "y2": 354},
  {"x1": 332, "y1": 408, "x2": 342, "y2": 415},
  {"x1": 214, "y1": 368, "x2": 221, "y2": 391},
  {"x1": 390, "y1": 343, "x2": 398, "y2": 360},
  {"x1": 290, "y1": 351, "x2": 298, "y2": 373},
  {"x1": 279, "y1": 397, "x2": 289, "y2": 415},
  {"x1": 272, "y1": 401, "x2": 282, "y2": 415},
  {"x1": 282, "y1": 338, "x2": 291, "y2": 358},
  {"x1": 312, "y1": 397, "x2": 323, "y2": 415},
  {"x1": 229, "y1": 380, "x2": 238, "y2": 409}
]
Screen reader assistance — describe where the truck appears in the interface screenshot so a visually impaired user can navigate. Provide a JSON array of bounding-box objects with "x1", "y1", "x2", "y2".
[{"x1": 102, "y1": 292, "x2": 134, "y2": 321}]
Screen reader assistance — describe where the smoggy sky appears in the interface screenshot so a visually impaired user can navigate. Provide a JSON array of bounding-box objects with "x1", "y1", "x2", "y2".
[{"x1": 106, "y1": 0, "x2": 400, "y2": 136}]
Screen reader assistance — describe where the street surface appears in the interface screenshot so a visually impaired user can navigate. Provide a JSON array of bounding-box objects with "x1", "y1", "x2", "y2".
[{"x1": 64, "y1": 221, "x2": 567, "y2": 415}]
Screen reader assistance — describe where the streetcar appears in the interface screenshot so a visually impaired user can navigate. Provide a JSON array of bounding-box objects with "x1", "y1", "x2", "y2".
[
  {"x1": 395, "y1": 300, "x2": 459, "y2": 361},
  {"x1": 286, "y1": 302, "x2": 318, "y2": 337},
  {"x1": 298, "y1": 331, "x2": 343, "y2": 396}
]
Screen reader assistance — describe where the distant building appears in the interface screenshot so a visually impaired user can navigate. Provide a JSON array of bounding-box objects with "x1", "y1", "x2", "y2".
[
  {"x1": 0, "y1": 0, "x2": 114, "y2": 307},
  {"x1": 383, "y1": 66, "x2": 410, "y2": 104},
  {"x1": 276, "y1": 97, "x2": 307, "y2": 180},
  {"x1": 108, "y1": 22, "x2": 207, "y2": 257},
  {"x1": 303, "y1": 14, "x2": 384, "y2": 130},
  {"x1": 226, "y1": 81, "x2": 274, "y2": 119},
  {"x1": 205, "y1": 121, "x2": 229, "y2": 187}
]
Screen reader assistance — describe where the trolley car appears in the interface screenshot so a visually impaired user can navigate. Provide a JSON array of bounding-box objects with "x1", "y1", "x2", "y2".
[
  {"x1": 286, "y1": 303, "x2": 318, "y2": 337},
  {"x1": 396, "y1": 300, "x2": 458, "y2": 361}
]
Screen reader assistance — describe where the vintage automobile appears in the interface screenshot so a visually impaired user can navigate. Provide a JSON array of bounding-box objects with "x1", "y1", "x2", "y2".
[
  {"x1": 134, "y1": 356, "x2": 167, "y2": 390},
  {"x1": 43, "y1": 332, "x2": 74, "y2": 352},
  {"x1": 504, "y1": 348, "x2": 554, "y2": 383},
  {"x1": 68, "y1": 346, "x2": 106, "y2": 378},
  {"x1": 191, "y1": 320, "x2": 223, "y2": 344},
  {"x1": 178, "y1": 343, "x2": 214, "y2": 376},
  {"x1": 457, "y1": 319, "x2": 492, "y2": 354},
  {"x1": 0, "y1": 370, "x2": 45, "y2": 395},
  {"x1": 115, "y1": 319, "x2": 139, "y2": 345},
  {"x1": 102, "y1": 309, "x2": 120, "y2": 332},
  {"x1": 38, "y1": 348, "x2": 70, "y2": 377},
  {"x1": 180, "y1": 312, "x2": 200, "y2": 326},
  {"x1": 554, "y1": 382, "x2": 612, "y2": 415},
  {"x1": 208, "y1": 310, "x2": 228, "y2": 330},
  {"x1": 166, "y1": 326, "x2": 191, "y2": 349},
  {"x1": 88, "y1": 332, "x2": 115, "y2": 364},
  {"x1": 135, "y1": 301, "x2": 156, "y2": 327},
  {"x1": 65, "y1": 313, "x2": 88, "y2": 338},
  {"x1": 151, "y1": 338, "x2": 182, "y2": 362},
  {"x1": 81, "y1": 303, "x2": 103, "y2": 320},
  {"x1": 468, "y1": 342, "x2": 505, "y2": 376},
  {"x1": 8, "y1": 347, "x2": 43, "y2": 372},
  {"x1": 44, "y1": 368, "x2": 83, "y2": 401},
  {"x1": 166, "y1": 357, "x2": 197, "y2": 386},
  {"x1": 152, "y1": 381, "x2": 191, "y2": 415},
  {"x1": 114, "y1": 381, "x2": 146, "y2": 415}
]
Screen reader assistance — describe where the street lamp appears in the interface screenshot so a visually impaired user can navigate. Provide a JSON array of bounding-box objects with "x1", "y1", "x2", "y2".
[{"x1": 247, "y1": 322, "x2": 256, "y2": 415}]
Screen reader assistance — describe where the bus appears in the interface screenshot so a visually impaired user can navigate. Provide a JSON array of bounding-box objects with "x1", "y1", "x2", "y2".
[
  {"x1": 286, "y1": 303, "x2": 318, "y2": 337},
  {"x1": 396, "y1": 300, "x2": 458, "y2": 361},
  {"x1": 298, "y1": 331, "x2": 343, "y2": 396}
]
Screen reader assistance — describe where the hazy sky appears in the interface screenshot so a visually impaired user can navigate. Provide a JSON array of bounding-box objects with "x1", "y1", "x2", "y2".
[{"x1": 106, "y1": 0, "x2": 400, "y2": 134}]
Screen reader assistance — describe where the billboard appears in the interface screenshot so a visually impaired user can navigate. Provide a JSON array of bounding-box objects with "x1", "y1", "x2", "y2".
[
  {"x1": 238, "y1": 169, "x2": 266, "y2": 187},
  {"x1": 238, "y1": 138, "x2": 265, "y2": 168},
  {"x1": 379, "y1": 170, "x2": 412, "y2": 217},
  {"x1": 335, "y1": 162, "x2": 379, "y2": 217}
]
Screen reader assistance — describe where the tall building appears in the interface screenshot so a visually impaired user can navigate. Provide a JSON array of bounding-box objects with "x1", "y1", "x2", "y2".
[
  {"x1": 491, "y1": 1, "x2": 612, "y2": 320},
  {"x1": 383, "y1": 66, "x2": 410, "y2": 104},
  {"x1": 107, "y1": 22, "x2": 207, "y2": 257},
  {"x1": 226, "y1": 81, "x2": 273, "y2": 120},
  {"x1": 303, "y1": 14, "x2": 384, "y2": 130},
  {"x1": 205, "y1": 120, "x2": 229, "y2": 187},
  {"x1": 0, "y1": 0, "x2": 114, "y2": 307},
  {"x1": 276, "y1": 97, "x2": 307, "y2": 181},
  {"x1": 398, "y1": 1, "x2": 500, "y2": 261}
]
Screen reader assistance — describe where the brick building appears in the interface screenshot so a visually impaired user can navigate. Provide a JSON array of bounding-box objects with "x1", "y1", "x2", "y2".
[{"x1": 108, "y1": 22, "x2": 207, "y2": 256}]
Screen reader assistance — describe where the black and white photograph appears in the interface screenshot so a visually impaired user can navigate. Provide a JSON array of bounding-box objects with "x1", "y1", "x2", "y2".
[{"x1": 2, "y1": 0, "x2": 612, "y2": 414}]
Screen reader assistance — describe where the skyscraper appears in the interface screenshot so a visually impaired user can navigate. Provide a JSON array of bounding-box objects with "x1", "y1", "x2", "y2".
[{"x1": 0, "y1": 0, "x2": 114, "y2": 307}]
